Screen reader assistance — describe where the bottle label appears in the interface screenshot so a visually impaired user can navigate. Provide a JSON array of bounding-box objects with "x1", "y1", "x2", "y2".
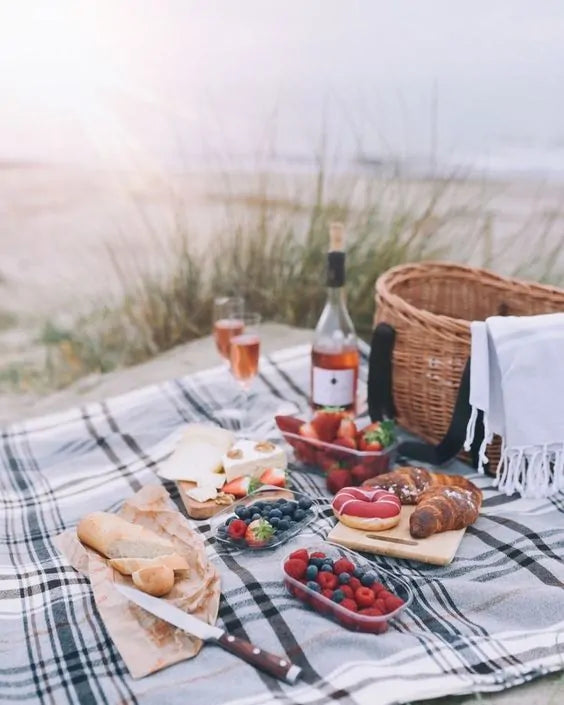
[{"x1": 312, "y1": 367, "x2": 355, "y2": 407}]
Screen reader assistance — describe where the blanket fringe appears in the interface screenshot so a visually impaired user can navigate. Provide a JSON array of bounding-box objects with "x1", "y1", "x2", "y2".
[{"x1": 494, "y1": 443, "x2": 564, "y2": 497}]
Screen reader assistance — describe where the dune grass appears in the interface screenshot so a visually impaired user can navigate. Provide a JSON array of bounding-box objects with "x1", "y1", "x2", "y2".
[{"x1": 8, "y1": 166, "x2": 564, "y2": 391}]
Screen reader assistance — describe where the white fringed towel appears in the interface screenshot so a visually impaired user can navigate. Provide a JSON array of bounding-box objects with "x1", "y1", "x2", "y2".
[{"x1": 464, "y1": 313, "x2": 564, "y2": 497}]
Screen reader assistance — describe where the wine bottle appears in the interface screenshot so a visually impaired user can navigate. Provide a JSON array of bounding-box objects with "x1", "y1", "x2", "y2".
[{"x1": 311, "y1": 222, "x2": 359, "y2": 413}]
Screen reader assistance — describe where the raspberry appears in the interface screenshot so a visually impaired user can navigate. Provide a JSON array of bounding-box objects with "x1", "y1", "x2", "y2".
[
  {"x1": 382, "y1": 593, "x2": 405, "y2": 613},
  {"x1": 310, "y1": 551, "x2": 327, "y2": 560},
  {"x1": 340, "y1": 584, "x2": 354, "y2": 600},
  {"x1": 354, "y1": 587, "x2": 375, "y2": 608},
  {"x1": 317, "y1": 571, "x2": 338, "y2": 591},
  {"x1": 289, "y1": 549, "x2": 309, "y2": 563},
  {"x1": 284, "y1": 558, "x2": 307, "y2": 580},
  {"x1": 333, "y1": 558, "x2": 355, "y2": 575},
  {"x1": 349, "y1": 577, "x2": 362, "y2": 592},
  {"x1": 340, "y1": 598, "x2": 358, "y2": 612},
  {"x1": 358, "y1": 608, "x2": 388, "y2": 633},
  {"x1": 321, "y1": 588, "x2": 334, "y2": 599},
  {"x1": 227, "y1": 519, "x2": 247, "y2": 540},
  {"x1": 374, "y1": 598, "x2": 387, "y2": 613},
  {"x1": 371, "y1": 581, "x2": 386, "y2": 595}
]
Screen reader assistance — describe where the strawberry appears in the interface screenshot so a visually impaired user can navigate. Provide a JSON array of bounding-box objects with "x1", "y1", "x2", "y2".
[
  {"x1": 336, "y1": 417, "x2": 357, "y2": 440},
  {"x1": 275, "y1": 414, "x2": 302, "y2": 435},
  {"x1": 259, "y1": 466, "x2": 286, "y2": 488},
  {"x1": 244, "y1": 519, "x2": 275, "y2": 548},
  {"x1": 289, "y1": 548, "x2": 309, "y2": 563},
  {"x1": 326, "y1": 467, "x2": 351, "y2": 494},
  {"x1": 284, "y1": 558, "x2": 307, "y2": 580},
  {"x1": 350, "y1": 464, "x2": 374, "y2": 486},
  {"x1": 340, "y1": 598, "x2": 358, "y2": 612},
  {"x1": 223, "y1": 475, "x2": 259, "y2": 498},
  {"x1": 298, "y1": 422, "x2": 319, "y2": 441},
  {"x1": 317, "y1": 571, "x2": 338, "y2": 591},
  {"x1": 332, "y1": 436, "x2": 357, "y2": 451},
  {"x1": 354, "y1": 587, "x2": 375, "y2": 608},
  {"x1": 227, "y1": 518, "x2": 247, "y2": 540},
  {"x1": 333, "y1": 558, "x2": 355, "y2": 575},
  {"x1": 311, "y1": 407, "x2": 345, "y2": 442},
  {"x1": 358, "y1": 419, "x2": 395, "y2": 451},
  {"x1": 316, "y1": 452, "x2": 342, "y2": 472}
]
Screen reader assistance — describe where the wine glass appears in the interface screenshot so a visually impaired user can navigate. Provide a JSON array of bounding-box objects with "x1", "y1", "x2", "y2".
[
  {"x1": 212, "y1": 296, "x2": 245, "y2": 363},
  {"x1": 229, "y1": 313, "x2": 261, "y2": 429}
]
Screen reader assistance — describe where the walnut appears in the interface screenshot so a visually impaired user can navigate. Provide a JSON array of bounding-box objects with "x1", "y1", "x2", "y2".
[
  {"x1": 226, "y1": 448, "x2": 243, "y2": 459},
  {"x1": 215, "y1": 493, "x2": 235, "y2": 505},
  {"x1": 254, "y1": 441, "x2": 276, "y2": 453}
]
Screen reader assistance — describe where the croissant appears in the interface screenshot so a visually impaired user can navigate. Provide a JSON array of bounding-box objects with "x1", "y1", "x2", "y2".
[
  {"x1": 410, "y1": 486, "x2": 482, "y2": 539},
  {"x1": 364, "y1": 466, "x2": 482, "y2": 537}
]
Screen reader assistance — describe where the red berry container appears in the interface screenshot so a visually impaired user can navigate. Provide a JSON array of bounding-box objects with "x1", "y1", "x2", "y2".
[
  {"x1": 281, "y1": 543, "x2": 412, "y2": 633},
  {"x1": 275, "y1": 414, "x2": 397, "y2": 478}
]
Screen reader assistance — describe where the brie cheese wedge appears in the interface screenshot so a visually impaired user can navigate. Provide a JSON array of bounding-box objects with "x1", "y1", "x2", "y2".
[
  {"x1": 222, "y1": 439, "x2": 286, "y2": 482},
  {"x1": 158, "y1": 424, "x2": 234, "y2": 484}
]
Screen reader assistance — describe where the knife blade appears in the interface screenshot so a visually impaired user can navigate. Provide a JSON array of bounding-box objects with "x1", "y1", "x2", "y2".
[{"x1": 115, "y1": 584, "x2": 301, "y2": 684}]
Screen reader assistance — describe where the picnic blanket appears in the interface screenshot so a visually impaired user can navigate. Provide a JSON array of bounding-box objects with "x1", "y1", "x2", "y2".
[{"x1": 1, "y1": 343, "x2": 563, "y2": 705}]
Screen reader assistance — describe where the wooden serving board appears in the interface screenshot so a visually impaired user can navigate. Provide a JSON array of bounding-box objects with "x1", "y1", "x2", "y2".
[
  {"x1": 327, "y1": 506, "x2": 467, "y2": 566},
  {"x1": 177, "y1": 481, "x2": 229, "y2": 520}
]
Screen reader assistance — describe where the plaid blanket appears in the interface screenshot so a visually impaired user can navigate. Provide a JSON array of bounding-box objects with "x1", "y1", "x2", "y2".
[{"x1": 1, "y1": 343, "x2": 563, "y2": 705}]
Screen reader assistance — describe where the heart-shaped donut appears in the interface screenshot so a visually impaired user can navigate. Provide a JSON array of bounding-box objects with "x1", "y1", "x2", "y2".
[{"x1": 332, "y1": 487, "x2": 401, "y2": 532}]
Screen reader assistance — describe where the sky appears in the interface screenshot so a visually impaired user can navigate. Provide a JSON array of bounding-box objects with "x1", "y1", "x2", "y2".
[{"x1": 1, "y1": 0, "x2": 563, "y2": 173}]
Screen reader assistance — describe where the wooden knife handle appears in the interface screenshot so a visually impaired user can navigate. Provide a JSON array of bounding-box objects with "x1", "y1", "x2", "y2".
[{"x1": 216, "y1": 632, "x2": 301, "y2": 684}]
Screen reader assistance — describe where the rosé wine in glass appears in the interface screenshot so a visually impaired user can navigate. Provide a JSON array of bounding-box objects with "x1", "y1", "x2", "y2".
[
  {"x1": 230, "y1": 333, "x2": 260, "y2": 386},
  {"x1": 214, "y1": 318, "x2": 245, "y2": 359}
]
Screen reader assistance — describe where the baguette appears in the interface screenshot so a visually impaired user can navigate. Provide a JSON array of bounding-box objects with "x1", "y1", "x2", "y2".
[
  {"x1": 132, "y1": 565, "x2": 175, "y2": 597},
  {"x1": 109, "y1": 554, "x2": 189, "y2": 576},
  {"x1": 77, "y1": 512, "x2": 176, "y2": 559}
]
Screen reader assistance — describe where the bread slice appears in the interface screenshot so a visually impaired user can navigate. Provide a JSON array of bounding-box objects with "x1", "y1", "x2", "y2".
[
  {"x1": 109, "y1": 554, "x2": 189, "y2": 576},
  {"x1": 77, "y1": 512, "x2": 176, "y2": 559}
]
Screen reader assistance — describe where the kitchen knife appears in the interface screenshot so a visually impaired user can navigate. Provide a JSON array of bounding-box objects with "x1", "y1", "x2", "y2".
[{"x1": 115, "y1": 583, "x2": 301, "y2": 684}]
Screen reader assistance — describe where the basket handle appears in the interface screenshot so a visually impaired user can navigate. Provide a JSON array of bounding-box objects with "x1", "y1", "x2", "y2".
[{"x1": 367, "y1": 323, "x2": 488, "y2": 470}]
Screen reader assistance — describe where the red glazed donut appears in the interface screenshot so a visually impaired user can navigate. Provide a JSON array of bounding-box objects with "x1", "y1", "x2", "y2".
[{"x1": 332, "y1": 487, "x2": 402, "y2": 532}]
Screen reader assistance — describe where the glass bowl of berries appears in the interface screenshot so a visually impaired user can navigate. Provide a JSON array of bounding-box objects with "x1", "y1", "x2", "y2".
[
  {"x1": 275, "y1": 410, "x2": 397, "y2": 493},
  {"x1": 211, "y1": 486, "x2": 318, "y2": 552},
  {"x1": 281, "y1": 543, "x2": 412, "y2": 632}
]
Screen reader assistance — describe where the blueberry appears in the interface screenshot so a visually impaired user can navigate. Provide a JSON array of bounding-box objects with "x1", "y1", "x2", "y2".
[
  {"x1": 269, "y1": 516, "x2": 280, "y2": 527},
  {"x1": 305, "y1": 565, "x2": 318, "y2": 580},
  {"x1": 281, "y1": 504, "x2": 295, "y2": 515},
  {"x1": 353, "y1": 567, "x2": 366, "y2": 580},
  {"x1": 278, "y1": 519, "x2": 290, "y2": 531},
  {"x1": 217, "y1": 525, "x2": 227, "y2": 536},
  {"x1": 269, "y1": 509, "x2": 282, "y2": 519},
  {"x1": 234, "y1": 505, "x2": 249, "y2": 519},
  {"x1": 338, "y1": 572, "x2": 351, "y2": 584},
  {"x1": 361, "y1": 570, "x2": 377, "y2": 587},
  {"x1": 244, "y1": 518, "x2": 252, "y2": 525},
  {"x1": 309, "y1": 557, "x2": 324, "y2": 568},
  {"x1": 298, "y1": 496, "x2": 313, "y2": 510},
  {"x1": 306, "y1": 581, "x2": 321, "y2": 593},
  {"x1": 294, "y1": 509, "x2": 306, "y2": 521},
  {"x1": 332, "y1": 589, "x2": 345, "y2": 603},
  {"x1": 276, "y1": 498, "x2": 287, "y2": 506},
  {"x1": 251, "y1": 513, "x2": 261, "y2": 522},
  {"x1": 320, "y1": 563, "x2": 333, "y2": 573}
]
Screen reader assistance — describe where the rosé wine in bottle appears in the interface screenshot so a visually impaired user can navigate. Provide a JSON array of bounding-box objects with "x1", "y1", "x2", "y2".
[
  {"x1": 214, "y1": 318, "x2": 245, "y2": 359},
  {"x1": 311, "y1": 222, "x2": 359, "y2": 413}
]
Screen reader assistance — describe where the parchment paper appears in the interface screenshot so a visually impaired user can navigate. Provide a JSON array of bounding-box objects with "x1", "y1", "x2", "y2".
[{"x1": 54, "y1": 484, "x2": 221, "y2": 678}]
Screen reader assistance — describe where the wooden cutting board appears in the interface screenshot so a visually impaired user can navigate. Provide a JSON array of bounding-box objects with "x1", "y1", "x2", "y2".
[
  {"x1": 177, "y1": 481, "x2": 230, "y2": 520},
  {"x1": 327, "y1": 506, "x2": 467, "y2": 566}
]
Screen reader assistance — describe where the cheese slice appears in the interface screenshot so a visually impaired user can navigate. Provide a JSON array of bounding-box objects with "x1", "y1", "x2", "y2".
[
  {"x1": 222, "y1": 439, "x2": 286, "y2": 482},
  {"x1": 158, "y1": 424, "x2": 234, "y2": 483},
  {"x1": 184, "y1": 485, "x2": 219, "y2": 503}
]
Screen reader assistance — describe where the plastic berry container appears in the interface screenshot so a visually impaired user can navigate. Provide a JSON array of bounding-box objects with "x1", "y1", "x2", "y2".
[
  {"x1": 275, "y1": 414, "x2": 398, "y2": 478},
  {"x1": 211, "y1": 486, "x2": 318, "y2": 552},
  {"x1": 281, "y1": 543, "x2": 412, "y2": 633}
]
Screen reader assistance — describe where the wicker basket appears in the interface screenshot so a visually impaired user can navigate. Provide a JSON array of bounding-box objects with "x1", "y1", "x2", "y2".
[{"x1": 375, "y1": 262, "x2": 564, "y2": 470}]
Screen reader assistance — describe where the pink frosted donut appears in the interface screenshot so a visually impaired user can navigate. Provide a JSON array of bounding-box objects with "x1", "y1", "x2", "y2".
[{"x1": 332, "y1": 487, "x2": 402, "y2": 532}]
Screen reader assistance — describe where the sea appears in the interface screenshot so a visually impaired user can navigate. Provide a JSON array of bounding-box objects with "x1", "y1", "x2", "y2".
[{"x1": 1, "y1": 0, "x2": 564, "y2": 181}]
